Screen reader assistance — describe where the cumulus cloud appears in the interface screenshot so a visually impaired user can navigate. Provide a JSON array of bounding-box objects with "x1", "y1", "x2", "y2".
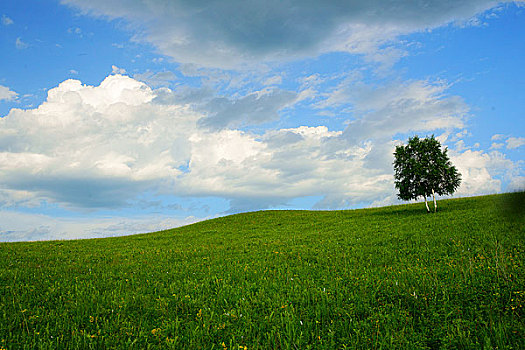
[
  {"x1": 60, "y1": 0, "x2": 516, "y2": 68},
  {"x1": 0, "y1": 74, "x2": 198, "y2": 208},
  {"x1": 451, "y1": 149, "x2": 520, "y2": 196},
  {"x1": 0, "y1": 85, "x2": 18, "y2": 101},
  {"x1": 0, "y1": 74, "x2": 391, "y2": 211},
  {"x1": 0, "y1": 74, "x2": 520, "y2": 217}
]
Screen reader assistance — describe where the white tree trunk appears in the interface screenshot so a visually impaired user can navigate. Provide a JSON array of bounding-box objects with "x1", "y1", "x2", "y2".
[
  {"x1": 424, "y1": 196, "x2": 430, "y2": 212},
  {"x1": 432, "y1": 188, "x2": 437, "y2": 212}
]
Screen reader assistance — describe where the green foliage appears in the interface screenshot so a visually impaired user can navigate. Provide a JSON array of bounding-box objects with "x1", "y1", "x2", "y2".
[
  {"x1": 394, "y1": 135, "x2": 461, "y2": 203},
  {"x1": 0, "y1": 193, "x2": 523, "y2": 349}
]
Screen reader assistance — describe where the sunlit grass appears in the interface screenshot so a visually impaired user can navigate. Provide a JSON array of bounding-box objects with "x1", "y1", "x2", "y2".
[{"x1": 1, "y1": 193, "x2": 523, "y2": 349}]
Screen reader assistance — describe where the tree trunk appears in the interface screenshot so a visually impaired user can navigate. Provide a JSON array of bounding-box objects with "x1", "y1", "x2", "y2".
[
  {"x1": 424, "y1": 196, "x2": 430, "y2": 212},
  {"x1": 432, "y1": 188, "x2": 437, "y2": 212}
]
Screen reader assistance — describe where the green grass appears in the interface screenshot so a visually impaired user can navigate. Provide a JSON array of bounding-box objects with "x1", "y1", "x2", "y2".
[{"x1": 1, "y1": 193, "x2": 523, "y2": 349}]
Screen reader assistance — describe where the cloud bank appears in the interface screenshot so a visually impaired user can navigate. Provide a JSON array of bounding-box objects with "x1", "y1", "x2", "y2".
[
  {"x1": 61, "y1": 0, "x2": 519, "y2": 68},
  {"x1": 0, "y1": 74, "x2": 519, "y2": 215}
]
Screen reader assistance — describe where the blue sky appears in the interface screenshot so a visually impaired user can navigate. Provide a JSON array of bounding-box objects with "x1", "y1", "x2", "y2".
[{"x1": 0, "y1": 0, "x2": 523, "y2": 241}]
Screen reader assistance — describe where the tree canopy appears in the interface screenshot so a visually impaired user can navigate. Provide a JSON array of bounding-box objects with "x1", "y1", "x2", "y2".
[{"x1": 393, "y1": 135, "x2": 461, "y2": 212}]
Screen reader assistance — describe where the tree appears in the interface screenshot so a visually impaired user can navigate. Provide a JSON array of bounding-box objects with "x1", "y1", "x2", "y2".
[{"x1": 393, "y1": 135, "x2": 461, "y2": 212}]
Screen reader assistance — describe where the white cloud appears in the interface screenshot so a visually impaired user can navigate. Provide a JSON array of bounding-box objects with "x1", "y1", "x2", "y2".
[
  {"x1": 506, "y1": 136, "x2": 525, "y2": 149},
  {"x1": 0, "y1": 74, "x2": 198, "y2": 208},
  {"x1": 0, "y1": 74, "x2": 520, "y2": 217},
  {"x1": 323, "y1": 79, "x2": 469, "y2": 143},
  {"x1": 1, "y1": 14, "x2": 13, "y2": 26},
  {"x1": 490, "y1": 135, "x2": 525, "y2": 150},
  {"x1": 455, "y1": 140, "x2": 467, "y2": 151},
  {"x1": 15, "y1": 37, "x2": 28, "y2": 49},
  {"x1": 0, "y1": 74, "x2": 387, "y2": 211},
  {"x1": 60, "y1": 0, "x2": 515, "y2": 68},
  {"x1": 0, "y1": 85, "x2": 18, "y2": 101},
  {"x1": 111, "y1": 65, "x2": 126, "y2": 74},
  {"x1": 456, "y1": 129, "x2": 469, "y2": 138},
  {"x1": 450, "y1": 149, "x2": 519, "y2": 196}
]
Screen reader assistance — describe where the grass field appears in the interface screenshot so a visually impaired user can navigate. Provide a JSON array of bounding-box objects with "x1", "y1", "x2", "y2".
[{"x1": 0, "y1": 193, "x2": 523, "y2": 349}]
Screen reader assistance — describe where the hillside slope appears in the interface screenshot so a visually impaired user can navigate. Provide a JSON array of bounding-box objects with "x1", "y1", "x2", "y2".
[{"x1": 1, "y1": 193, "x2": 523, "y2": 349}]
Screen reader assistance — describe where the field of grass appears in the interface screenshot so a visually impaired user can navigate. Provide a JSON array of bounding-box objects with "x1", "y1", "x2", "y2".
[{"x1": 0, "y1": 193, "x2": 523, "y2": 349}]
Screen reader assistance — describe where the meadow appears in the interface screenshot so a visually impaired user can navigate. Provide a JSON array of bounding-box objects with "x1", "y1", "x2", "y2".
[{"x1": 0, "y1": 193, "x2": 523, "y2": 349}]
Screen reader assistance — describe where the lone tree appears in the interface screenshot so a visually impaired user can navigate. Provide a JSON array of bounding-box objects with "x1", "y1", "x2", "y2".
[{"x1": 393, "y1": 135, "x2": 461, "y2": 212}]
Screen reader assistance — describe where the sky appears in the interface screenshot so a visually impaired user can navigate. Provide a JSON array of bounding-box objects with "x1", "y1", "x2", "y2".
[{"x1": 0, "y1": 0, "x2": 524, "y2": 242}]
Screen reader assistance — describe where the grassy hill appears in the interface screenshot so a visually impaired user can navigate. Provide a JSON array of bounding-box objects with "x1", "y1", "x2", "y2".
[{"x1": 1, "y1": 193, "x2": 523, "y2": 349}]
